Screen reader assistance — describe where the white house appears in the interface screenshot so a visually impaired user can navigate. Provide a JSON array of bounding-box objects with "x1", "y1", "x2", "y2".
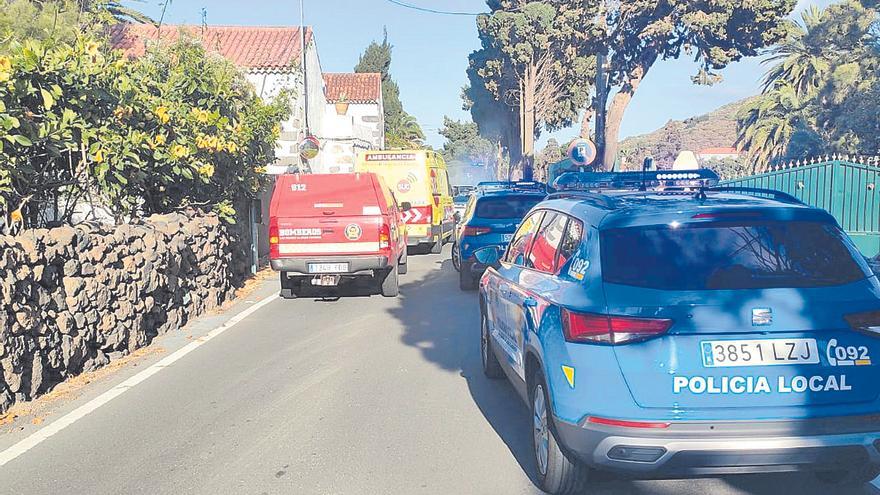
[
  {"x1": 698, "y1": 147, "x2": 741, "y2": 162},
  {"x1": 320, "y1": 73, "x2": 384, "y2": 173}
]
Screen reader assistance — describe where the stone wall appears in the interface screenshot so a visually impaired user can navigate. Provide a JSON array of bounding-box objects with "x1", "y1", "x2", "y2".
[{"x1": 0, "y1": 212, "x2": 241, "y2": 413}]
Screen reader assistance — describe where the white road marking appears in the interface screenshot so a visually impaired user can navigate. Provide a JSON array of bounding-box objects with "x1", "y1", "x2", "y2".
[{"x1": 0, "y1": 294, "x2": 279, "y2": 468}]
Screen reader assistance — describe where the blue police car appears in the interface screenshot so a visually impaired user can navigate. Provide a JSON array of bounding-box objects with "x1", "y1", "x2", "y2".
[
  {"x1": 476, "y1": 169, "x2": 880, "y2": 494},
  {"x1": 452, "y1": 181, "x2": 547, "y2": 291}
]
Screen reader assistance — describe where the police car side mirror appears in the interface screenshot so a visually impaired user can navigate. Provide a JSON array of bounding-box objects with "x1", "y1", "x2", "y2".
[
  {"x1": 401, "y1": 202, "x2": 412, "y2": 212},
  {"x1": 474, "y1": 246, "x2": 501, "y2": 266}
]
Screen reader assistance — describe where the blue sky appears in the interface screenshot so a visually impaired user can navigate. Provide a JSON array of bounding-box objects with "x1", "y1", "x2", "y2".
[{"x1": 125, "y1": 0, "x2": 832, "y2": 148}]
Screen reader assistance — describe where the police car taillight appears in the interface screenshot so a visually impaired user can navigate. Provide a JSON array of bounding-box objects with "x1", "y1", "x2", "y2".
[
  {"x1": 561, "y1": 309, "x2": 673, "y2": 344},
  {"x1": 845, "y1": 310, "x2": 880, "y2": 336}
]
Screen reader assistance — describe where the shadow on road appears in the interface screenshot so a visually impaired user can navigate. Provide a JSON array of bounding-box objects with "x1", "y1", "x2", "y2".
[
  {"x1": 388, "y1": 256, "x2": 541, "y2": 487},
  {"x1": 388, "y1": 254, "x2": 880, "y2": 495}
]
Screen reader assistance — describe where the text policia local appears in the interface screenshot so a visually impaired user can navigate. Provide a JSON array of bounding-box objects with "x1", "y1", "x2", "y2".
[{"x1": 673, "y1": 375, "x2": 851, "y2": 395}]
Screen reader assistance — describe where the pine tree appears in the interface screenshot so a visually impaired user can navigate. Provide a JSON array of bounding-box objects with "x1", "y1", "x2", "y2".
[{"x1": 355, "y1": 29, "x2": 423, "y2": 148}]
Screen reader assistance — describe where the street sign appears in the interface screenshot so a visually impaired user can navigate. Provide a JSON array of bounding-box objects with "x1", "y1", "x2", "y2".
[
  {"x1": 567, "y1": 138, "x2": 597, "y2": 167},
  {"x1": 299, "y1": 135, "x2": 320, "y2": 160}
]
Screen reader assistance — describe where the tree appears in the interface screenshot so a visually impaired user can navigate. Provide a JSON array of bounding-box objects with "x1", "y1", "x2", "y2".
[
  {"x1": 385, "y1": 113, "x2": 424, "y2": 149},
  {"x1": 355, "y1": 29, "x2": 424, "y2": 148},
  {"x1": 469, "y1": 1, "x2": 594, "y2": 178},
  {"x1": 584, "y1": 0, "x2": 795, "y2": 169},
  {"x1": 0, "y1": 35, "x2": 289, "y2": 227},
  {"x1": 736, "y1": 0, "x2": 880, "y2": 167},
  {"x1": 438, "y1": 116, "x2": 495, "y2": 167},
  {"x1": 534, "y1": 138, "x2": 564, "y2": 182}
]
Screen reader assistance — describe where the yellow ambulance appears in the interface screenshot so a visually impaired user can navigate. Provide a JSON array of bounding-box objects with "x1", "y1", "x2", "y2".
[{"x1": 356, "y1": 150, "x2": 455, "y2": 254}]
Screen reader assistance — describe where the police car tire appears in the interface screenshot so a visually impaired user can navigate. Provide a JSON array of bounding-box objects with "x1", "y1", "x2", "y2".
[
  {"x1": 451, "y1": 244, "x2": 460, "y2": 271},
  {"x1": 459, "y1": 263, "x2": 477, "y2": 291},
  {"x1": 814, "y1": 465, "x2": 880, "y2": 486},
  {"x1": 481, "y1": 313, "x2": 503, "y2": 379},
  {"x1": 531, "y1": 371, "x2": 589, "y2": 495},
  {"x1": 381, "y1": 268, "x2": 399, "y2": 297}
]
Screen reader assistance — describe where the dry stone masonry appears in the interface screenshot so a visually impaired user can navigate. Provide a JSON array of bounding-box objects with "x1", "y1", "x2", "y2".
[{"x1": 0, "y1": 212, "x2": 243, "y2": 413}]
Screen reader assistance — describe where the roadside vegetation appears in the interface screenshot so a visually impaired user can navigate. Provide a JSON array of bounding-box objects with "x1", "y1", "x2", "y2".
[
  {"x1": 0, "y1": 0, "x2": 290, "y2": 229},
  {"x1": 737, "y1": 0, "x2": 880, "y2": 170}
]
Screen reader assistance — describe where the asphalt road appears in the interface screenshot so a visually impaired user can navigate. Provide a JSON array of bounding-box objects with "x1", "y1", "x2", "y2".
[{"x1": 0, "y1": 246, "x2": 877, "y2": 495}]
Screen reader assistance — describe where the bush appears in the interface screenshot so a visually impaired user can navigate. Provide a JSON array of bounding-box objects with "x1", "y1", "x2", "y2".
[{"x1": 0, "y1": 34, "x2": 291, "y2": 227}]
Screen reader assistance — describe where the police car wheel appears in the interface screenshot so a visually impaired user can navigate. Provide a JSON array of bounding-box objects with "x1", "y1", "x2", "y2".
[
  {"x1": 480, "y1": 312, "x2": 503, "y2": 379},
  {"x1": 531, "y1": 371, "x2": 589, "y2": 495},
  {"x1": 451, "y1": 243, "x2": 460, "y2": 271},
  {"x1": 380, "y1": 268, "x2": 399, "y2": 297},
  {"x1": 459, "y1": 263, "x2": 477, "y2": 291},
  {"x1": 814, "y1": 465, "x2": 880, "y2": 486}
]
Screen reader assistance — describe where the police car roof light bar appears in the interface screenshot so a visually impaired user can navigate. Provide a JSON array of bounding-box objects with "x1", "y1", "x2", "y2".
[{"x1": 552, "y1": 169, "x2": 720, "y2": 193}]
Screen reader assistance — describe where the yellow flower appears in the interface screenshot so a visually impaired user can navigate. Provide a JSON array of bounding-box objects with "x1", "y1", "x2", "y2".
[
  {"x1": 170, "y1": 144, "x2": 189, "y2": 159},
  {"x1": 192, "y1": 108, "x2": 210, "y2": 124},
  {"x1": 226, "y1": 142, "x2": 239, "y2": 154},
  {"x1": 10, "y1": 209, "x2": 23, "y2": 223},
  {"x1": 206, "y1": 135, "x2": 219, "y2": 150},
  {"x1": 155, "y1": 106, "x2": 170, "y2": 124},
  {"x1": 197, "y1": 163, "x2": 215, "y2": 178},
  {"x1": 85, "y1": 41, "x2": 100, "y2": 57},
  {"x1": 93, "y1": 149, "x2": 106, "y2": 163},
  {"x1": 272, "y1": 123, "x2": 281, "y2": 136},
  {"x1": 114, "y1": 58, "x2": 126, "y2": 70},
  {"x1": 195, "y1": 135, "x2": 208, "y2": 149},
  {"x1": 152, "y1": 134, "x2": 167, "y2": 148},
  {"x1": 0, "y1": 56, "x2": 11, "y2": 82},
  {"x1": 253, "y1": 166, "x2": 266, "y2": 174}
]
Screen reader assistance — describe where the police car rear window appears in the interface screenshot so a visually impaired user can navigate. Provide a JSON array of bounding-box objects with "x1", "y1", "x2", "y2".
[
  {"x1": 475, "y1": 196, "x2": 543, "y2": 219},
  {"x1": 600, "y1": 221, "x2": 868, "y2": 290}
]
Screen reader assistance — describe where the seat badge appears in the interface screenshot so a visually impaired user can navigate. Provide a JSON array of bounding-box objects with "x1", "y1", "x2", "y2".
[{"x1": 752, "y1": 308, "x2": 772, "y2": 326}]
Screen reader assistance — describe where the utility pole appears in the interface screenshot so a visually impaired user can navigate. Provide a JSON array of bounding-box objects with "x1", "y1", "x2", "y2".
[
  {"x1": 594, "y1": 50, "x2": 608, "y2": 171},
  {"x1": 300, "y1": 0, "x2": 309, "y2": 135}
]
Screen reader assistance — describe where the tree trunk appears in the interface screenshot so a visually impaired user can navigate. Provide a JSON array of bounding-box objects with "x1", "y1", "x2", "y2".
[
  {"x1": 579, "y1": 107, "x2": 594, "y2": 139},
  {"x1": 520, "y1": 63, "x2": 539, "y2": 181},
  {"x1": 601, "y1": 64, "x2": 646, "y2": 171}
]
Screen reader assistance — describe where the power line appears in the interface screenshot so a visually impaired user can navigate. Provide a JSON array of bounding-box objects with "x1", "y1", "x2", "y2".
[{"x1": 384, "y1": 0, "x2": 487, "y2": 16}]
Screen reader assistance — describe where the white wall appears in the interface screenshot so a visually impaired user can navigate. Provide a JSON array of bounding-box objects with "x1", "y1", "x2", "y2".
[
  {"x1": 244, "y1": 38, "x2": 326, "y2": 174},
  {"x1": 317, "y1": 102, "x2": 384, "y2": 174}
]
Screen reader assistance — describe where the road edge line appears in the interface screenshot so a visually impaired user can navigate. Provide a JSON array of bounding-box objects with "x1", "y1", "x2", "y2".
[{"x1": 0, "y1": 293, "x2": 279, "y2": 468}]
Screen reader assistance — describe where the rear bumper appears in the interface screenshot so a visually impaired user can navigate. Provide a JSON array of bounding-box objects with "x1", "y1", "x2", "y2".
[
  {"x1": 554, "y1": 415, "x2": 880, "y2": 477},
  {"x1": 407, "y1": 224, "x2": 444, "y2": 246},
  {"x1": 270, "y1": 255, "x2": 389, "y2": 275}
]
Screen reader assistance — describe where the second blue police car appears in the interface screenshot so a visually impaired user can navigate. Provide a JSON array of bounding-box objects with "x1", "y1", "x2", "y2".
[
  {"x1": 452, "y1": 181, "x2": 547, "y2": 290},
  {"x1": 476, "y1": 169, "x2": 880, "y2": 494}
]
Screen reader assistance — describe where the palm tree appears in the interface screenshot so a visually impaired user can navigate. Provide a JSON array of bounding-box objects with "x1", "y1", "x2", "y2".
[
  {"x1": 387, "y1": 113, "x2": 425, "y2": 148},
  {"x1": 80, "y1": 0, "x2": 155, "y2": 24},
  {"x1": 737, "y1": 5, "x2": 831, "y2": 169},
  {"x1": 761, "y1": 6, "x2": 830, "y2": 98},
  {"x1": 736, "y1": 85, "x2": 806, "y2": 172}
]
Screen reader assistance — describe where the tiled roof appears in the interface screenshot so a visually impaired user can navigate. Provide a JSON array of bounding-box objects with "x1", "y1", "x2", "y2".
[
  {"x1": 323, "y1": 73, "x2": 382, "y2": 103},
  {"x1": 109, "y1": 24, "x2": 313, "y2": 72},
  {"x1": 698, "y1": 147, "x2": 740, "y2": 155}
]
